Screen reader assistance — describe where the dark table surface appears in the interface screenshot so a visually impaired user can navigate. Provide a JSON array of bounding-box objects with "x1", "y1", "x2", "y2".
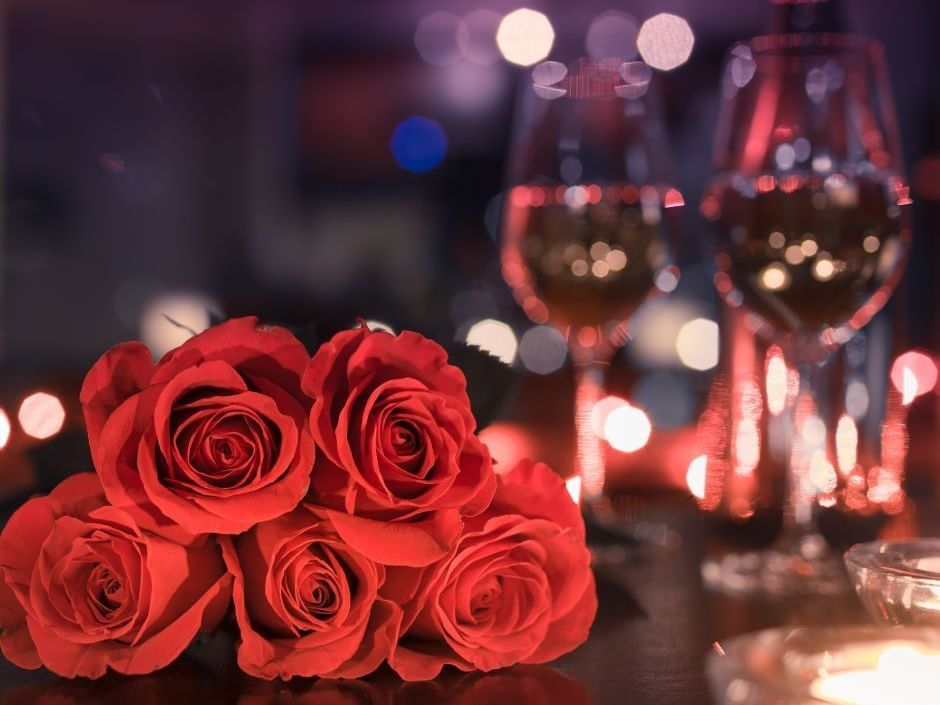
[{"x1": 0, "y1": 506, "x2": 873, "y2": 705}]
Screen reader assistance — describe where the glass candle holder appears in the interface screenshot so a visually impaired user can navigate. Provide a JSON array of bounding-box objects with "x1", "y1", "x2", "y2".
[
  {"x1": 708, "y1": 626, "x2": 940, "y2": 705},
  {"x1": 844, "y1": 539, "x2": 940, "y2": 626}
]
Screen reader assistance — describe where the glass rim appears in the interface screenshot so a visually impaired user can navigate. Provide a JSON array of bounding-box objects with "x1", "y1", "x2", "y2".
[
  {"x1": 744, "y1": 32, "x2": 884, "y2": 57},
  {"x1": 845, "y1": 539, "x2": 940, "y2": 585}
]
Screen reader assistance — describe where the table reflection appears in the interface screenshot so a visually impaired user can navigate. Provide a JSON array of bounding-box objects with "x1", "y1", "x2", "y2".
[{"x1": 0, "y1": 659, "x2": 595, "y2": 705}]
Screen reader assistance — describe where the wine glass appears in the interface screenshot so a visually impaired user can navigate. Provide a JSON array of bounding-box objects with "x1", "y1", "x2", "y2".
[
  {"x1": 500, "y1": 58, "x2": 681, "y2": 523},
  {"x1": 702, "y1": 33, "x2": 911, "y2": 595}
]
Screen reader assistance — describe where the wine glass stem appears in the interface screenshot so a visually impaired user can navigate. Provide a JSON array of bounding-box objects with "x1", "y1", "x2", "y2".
[
  {"x1": 779, "y1": 362, "x2": 826, "y2": 554},
  {"x1": 574, "y1": 360, "x2": 608, "y2": 506}
]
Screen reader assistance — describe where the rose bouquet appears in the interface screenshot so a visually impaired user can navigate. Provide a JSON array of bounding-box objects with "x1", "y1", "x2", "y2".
[{"x1": 0, "y1": 317, "x2": 596, "y2": 680}]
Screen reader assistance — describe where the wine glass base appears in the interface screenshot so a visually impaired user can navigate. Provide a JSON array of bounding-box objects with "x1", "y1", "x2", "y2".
[
  {"x1": 585, "y1": 506, "x2": 681, "y2": 566},
  {"x1": 702, "y1": 545, "x2": 850, "y2": 597}
]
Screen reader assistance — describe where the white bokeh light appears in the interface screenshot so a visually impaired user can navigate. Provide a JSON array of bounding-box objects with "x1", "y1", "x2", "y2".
[
  {"x1": 141, "y1": 293, "x2": 217, "y2": 358},
  {"x1": 637, "y1": 13, "x2": 694, "y2": 71},
  {"x1": 18, "y1": 392, "x2": 66, "y2": 440},
  {"x1": 686, "y1": 454, "x2": 708, "y2": 500},
  {"x1": 676, "y1": 318, "x2": 720, "y2": 371},
  {"x1": 604, "y1": 403, "x2": 652, "y2": 453},
  {"x1": 496, "y1": 8, "x2": 555, "y2": 67},
  {"x1": 0, "y1": 408, "x2": 10, "y2": 449},
  {"x1": 466, "y1": 319, "x2": 518, "y2": 365}
]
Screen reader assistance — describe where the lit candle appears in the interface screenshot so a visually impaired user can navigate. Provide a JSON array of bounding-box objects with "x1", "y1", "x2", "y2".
[{"x1": 810, "y1": 646, "x2": 940, "y2": 705}]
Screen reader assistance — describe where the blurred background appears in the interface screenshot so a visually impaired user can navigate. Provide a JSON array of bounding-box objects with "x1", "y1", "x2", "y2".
[{"x1": 2, "y1": 0, "x2": 940, "y2": 533}]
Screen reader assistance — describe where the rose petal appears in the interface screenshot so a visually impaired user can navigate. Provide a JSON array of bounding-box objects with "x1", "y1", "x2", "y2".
[
  {"x1": 80, "y1": 342, "x2": 155, "y2": 464},
  {"x1": 489, "y1": 460, "x2": 585, "y2": 540},
  {"x1": 152, "y1": 317, "x2": 309, "y2": 395},
  {"x1": 324, "y1": 508, "x2": 461, "y2": 567}
]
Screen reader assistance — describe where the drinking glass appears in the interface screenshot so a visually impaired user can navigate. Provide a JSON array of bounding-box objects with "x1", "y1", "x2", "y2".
[
  {"x1": 702, "y1": 34, "x2": 911, "y2": 595},
  {"x1": 500, "y1": 58, "x2": 681, "y2": 519}
]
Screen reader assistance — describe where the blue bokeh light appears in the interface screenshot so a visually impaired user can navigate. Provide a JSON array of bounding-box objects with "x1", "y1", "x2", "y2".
[{"x1": 390, "y1": 116, "x2": 448, "y2": 173}]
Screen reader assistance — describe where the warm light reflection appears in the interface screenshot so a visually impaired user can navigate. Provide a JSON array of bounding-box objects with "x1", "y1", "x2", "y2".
[
  {"x1": 733, "y1": 419, "x2": 760, "y2": 476},
  {"x1": 686, "y1": 454, "x2": 707, "y2": 500},
  {"x1": 809, "y1": 450, "x2": 837, "y2": 494},
  {"x1": 811, "y1": 646, "x2": 940, "y2": 705},
  {"x1": 18, "y1": 392, "x2": 66, "y2": 440},
  {"x1": 0, "y1": 408, "x2": 10, "y2": 449},
  {"x1": 636, "y1": 13, "x2": 694, "y2": 71},
  {"x1": 835, "y1": 414, "x2": 858, "y2": 475},
  {"x1": 496, "y1": 8, "x2": 555, "y2": 67},
  {"x1": 765, "y1": 345, "x2": 788, "y2": 416},
  {"x1": 675, "y1": 318, "x2": 720, "y2": 371},
  {"x1": 890, "y1": 350, "x2": 937, "y2": 405},
  {"x1": 603, "y1": 403, "x2": 652, "y2": 453},
  {"x1": 465, "y1": 319, "x2": 518, "y2": 365}
]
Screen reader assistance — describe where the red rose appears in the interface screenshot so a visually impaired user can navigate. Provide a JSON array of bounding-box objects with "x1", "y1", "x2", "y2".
[
  {"x1": 80, "y1": 317, "x2": 316, "y2": 538},
  {"x1": 301, "y1": 325, "x2": 496, "y2": 567},
  {"x1": 220, "y1": 508, "x2": 400, "y2": 680},
  {"x1": 0, "y1": 473, "x2": 232, "y2": 678},
  {"x1": 387, "y1": 460, "x2": 596, "y2": 680}
]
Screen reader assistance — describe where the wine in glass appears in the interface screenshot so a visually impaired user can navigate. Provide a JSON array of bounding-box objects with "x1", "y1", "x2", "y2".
[
  {"x1": 500, "y1": 58, "x2": 681, "y2": 517},
  {"x1": 702, "y1": 33, "x2": 911, "y2": 595}
]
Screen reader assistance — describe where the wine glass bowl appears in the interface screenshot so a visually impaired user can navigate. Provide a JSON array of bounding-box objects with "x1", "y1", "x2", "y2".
[
  {"x1": 704, "y1": 34, "x2": 911, "y2": 349},
  {"x1": 501, "y1": 58, "x2": 681, "y2": 351}
]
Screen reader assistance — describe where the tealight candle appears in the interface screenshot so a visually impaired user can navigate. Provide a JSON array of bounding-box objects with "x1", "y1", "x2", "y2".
[
  {"x1": 707, "y1": 626, "x2": 940, "y2": 705},
  {"x1": 810, "y1": 646, "x2": 940, "y2": 705}
]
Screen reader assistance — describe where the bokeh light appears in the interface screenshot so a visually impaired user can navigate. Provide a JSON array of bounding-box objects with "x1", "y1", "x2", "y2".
[
  {"x1": 364, "y1": 320, "x2": 395, "y2": 334},
  {"x1": 686, "y1": 454, "x2": 707, "y2": 500},
  {"x1": 390, "y1": 116, "x2": 448, "y2": 173},
  {"x1": 590, "y1": 395, "x2": 628, "y2": 437},
  {"x1": 519, "y1": 325, "x2": 567, "y2": 374},
  {"x1": 414, "y1": 11, "x2": 468, "y2": 66},
  {"x1": 496, "y1": 8, "x2": 555, "y2": 67},
  {"x1": 18, "y1": 392, "x2": 65, "y2": 440},
  {"x1": 604, "y1": 403, "x2": 652, "y2": 453},
  {"x1": 636, "y1": 13, "x2": 694, "y2": 71},
  {"x1": 141, "y1": 292, "x2": 216, "y2": 358},
  {"x1": 675, "y1": 318, "x2": 719, "y2": 371},
  {"x1": 890, "y1": 350, "x2": 937, "y2": 405},
  {"x1": 0, "y1": 408, "x2": 10, "y2": 449},
  {"x1": 835, "y1": 414, "x2": 858, "y2": 475},
  {"x1": 765, "y1": 346, "x2": 788, "y2": 415},
  {"x1": 629, "y1": 299, "x2": 697, "y2": 367},
  {"x1": 565, "y1": 474, "x2": 582, "y2": 504},
  {"x1": 466, "y1": 319, "x2": 518, "y2": 365},
  {"x1": 462, "y1": 9, "x2": 502, "y2": 65},
  {"x1": 585, "y1": 11, "x2": 638, "y2": 60}
]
